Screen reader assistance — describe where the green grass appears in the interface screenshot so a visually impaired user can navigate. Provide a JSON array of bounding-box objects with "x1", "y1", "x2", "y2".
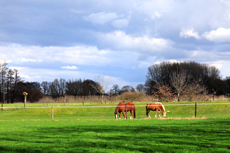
[
  {"x1": 0, "y1": 101, "x2": 230, "y2": 152},
  {"x1": 0, "y1": 119, "x2": 230, "y2": 152},
  {"x1": 1, "y1": 101, "x2": 230, "y2": 120}
]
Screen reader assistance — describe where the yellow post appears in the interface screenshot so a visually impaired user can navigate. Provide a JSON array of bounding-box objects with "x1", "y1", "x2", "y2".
[
  {"x1": 23, "y1": 92, "x2": 28, "y2": 108},
  {"x1": 52, "y1": 105, "x2": 54, "y2": 119}
]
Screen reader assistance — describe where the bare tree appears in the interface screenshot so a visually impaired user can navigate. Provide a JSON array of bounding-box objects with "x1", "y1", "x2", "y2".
[
  {"x1": 153, "y1": 81, "x2": 174, "y2": 102},
  {"x1": 170, "y1": 70, "x2": 188, "y2": 102},
  {"x1": 145, "y1": 61, "x2": 224, "y2": 95},
  {"x1": 91, "y1": 74, "x2": 110, "y2": 104},
  {"x1": 6, "y1": 69, "x2": 14, "y2": 103},
  {"x1": 182, "y1": 81, "x2": 208, "y2": 101},
  {"x1": 49, "y1": 78, "x2": 65, "y2": 98},
  {"x1": 0, "y1": 61, "x2": 8, "y2": 103},
  {"x1": 11, "y1": 69, "x2": 21, "y2": 103},
  {"x1": 111, "y1": 84, "x2": 119, "y2": 95},
  {"x1": 59, "y1": 78, "x2": 66, "y2": 97},
  {"x1": 120, "y1": 85, "x2": 135, "y2": 94},
  {"x1": 41, "y1": 81, "x2": 49, "y2": 95},
  {"x1": 136, "y1": 84, "x2": 145, "y2": 92}
]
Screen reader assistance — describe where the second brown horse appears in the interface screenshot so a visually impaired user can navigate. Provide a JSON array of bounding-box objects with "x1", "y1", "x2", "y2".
[
  {"x1": 114, "y1": 102, "x2": 136, "y2": 119},
  {"x1": 146, "y1": 102, "x2": 166, "y2": 118}
]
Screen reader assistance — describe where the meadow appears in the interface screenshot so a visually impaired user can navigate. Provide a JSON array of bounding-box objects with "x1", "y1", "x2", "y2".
[{"x1": 0, "y1": 101, "x2": 230, "y2": 152}]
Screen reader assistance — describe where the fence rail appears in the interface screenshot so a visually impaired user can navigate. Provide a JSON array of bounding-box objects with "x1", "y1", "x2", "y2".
[
  {"x1": 1, "y1": 102, "x2": 230, "y2": 108},
  {"x1": 1, "y1": 102, "x2": 230, "y2": 120}
]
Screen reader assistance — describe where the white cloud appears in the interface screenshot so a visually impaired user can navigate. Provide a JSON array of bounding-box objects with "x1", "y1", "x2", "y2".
[
  {"x1": 108, "y1": 76, "x2": 131, "y2": 90},
  {"x1": 151, "y1": 11, "x2": 161, "y2": 19},
  {"x1": 179, "y1": 28, "x2": 201, "y2": 39},
  {"x1": 210, "y1": 61, "x2": 223, "y2": 69},
  {"x1": 83, "y1": 12, "x2": 118, "y2": 25},
  {"x1": 15, "y1": 67, "x2": 91, "y2": 82},
  {"x1": 19, "y1": 58, "x2": 43, "y2": 62},
  {"x1": 111, "y1": 18, "x2": 129, "y2": 28},
  {"x1": 11, "y1": 66, "x2": 133, "y2": 90},
  {"x1": 61, "y1": 66, "x2": 79, "y2": 70},
  {"x1": 98, "y1": 30, "x2": 171, "y2": 53},
  {"x1": 0, "y1": 45, "x2": 113, "y2": 66},
  {"x1": 138, "y1": 61, "x2": 153, "y2": 68},
  {"x1": 202, "y1": 27, "x2": 230, "y2": 42},
  {"x1": 70, "y1": 9, "x2": 84, "y2": 14}
]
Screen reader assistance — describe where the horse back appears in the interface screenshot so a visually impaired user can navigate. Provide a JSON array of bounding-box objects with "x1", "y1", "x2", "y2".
[
  {"x1": 125, "y1": 102, "x2": 135, "y2": 111},
  {"x1": 116, "y1": 102, "x2": 135, "y2": 112},
  {"x1": 146, "y1": 103, "x2": 161, "y2": 111}
]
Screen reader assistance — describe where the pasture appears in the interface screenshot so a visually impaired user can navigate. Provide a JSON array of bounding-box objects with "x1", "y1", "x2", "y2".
[{"x1": 0, "y1": 101, "x2": 230, "y2": 152}]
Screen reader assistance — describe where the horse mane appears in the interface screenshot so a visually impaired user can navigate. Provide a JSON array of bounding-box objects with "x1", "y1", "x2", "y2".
[{"x1": 155, "y1": 102, "x2": 165, "y2": 112}]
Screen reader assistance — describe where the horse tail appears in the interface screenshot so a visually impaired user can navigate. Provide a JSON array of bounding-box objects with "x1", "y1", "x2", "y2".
[{"x1": 134, "y1": 108, "x2": 136, "y2": 118}]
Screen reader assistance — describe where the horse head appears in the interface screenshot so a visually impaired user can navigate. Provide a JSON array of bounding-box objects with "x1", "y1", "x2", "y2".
[
  {"x1": 114, "y1": 112, "x2": 118, "y2": 119},
  {"x1": 162, "y1": 111, "x2": 166, "y2": 117}
]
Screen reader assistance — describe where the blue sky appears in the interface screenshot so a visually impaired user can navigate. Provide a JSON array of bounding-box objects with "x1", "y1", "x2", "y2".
[{"x1": 1, "y1": 0, "x2": 230, "y2": 91}]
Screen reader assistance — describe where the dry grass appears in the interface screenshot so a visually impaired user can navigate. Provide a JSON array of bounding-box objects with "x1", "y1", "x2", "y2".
[
  {"x1": 37, "y1": 93, "x2": 153, "y2": 104},
  {"x1": 36, "y1": 94, "x2": 230, "y2": 104}
]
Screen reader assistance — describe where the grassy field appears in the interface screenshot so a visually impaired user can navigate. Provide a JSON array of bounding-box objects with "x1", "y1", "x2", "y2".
[
  {"x1": 0, "y1": 101, "x2": 230, "y2": 152},
  {"x1": 1, "y1": 100, "x2": 230, "y2": 119}
]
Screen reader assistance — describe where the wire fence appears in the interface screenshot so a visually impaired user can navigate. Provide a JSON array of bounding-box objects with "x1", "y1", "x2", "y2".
[{"x1": 0, "y1": 102, "x2": 230, "y2": 120}]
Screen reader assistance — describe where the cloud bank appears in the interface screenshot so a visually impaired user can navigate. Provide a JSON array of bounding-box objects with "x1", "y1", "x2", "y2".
[{"x1": 0, "y1": 0, "x2": 230, "y2": 89}]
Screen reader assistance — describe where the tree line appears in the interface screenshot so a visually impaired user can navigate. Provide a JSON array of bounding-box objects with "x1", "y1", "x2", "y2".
[
  {"x1": 145, "y1": 61, "x2": 229, "y2": 101},
  {"x1": 1, "y1": 61, "x2": 230, "y2": 103}
]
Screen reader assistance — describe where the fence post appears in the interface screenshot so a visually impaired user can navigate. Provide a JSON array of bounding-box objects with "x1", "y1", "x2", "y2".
[
  {"x1": 125, "y1": 104, "x2": 127, "y2": 119},
  {"x1": 64, "y1": 96, "x2": 66, "y2": 106},
  {"x1": 23, "y1": 92, "x2": 28, "y2": 109},
  {"x1": 52, "y1": 105, "x2": 54, "y2": 119},
  {"x1": 195, "y1": 102, "x2": 197, "y2": 118}
]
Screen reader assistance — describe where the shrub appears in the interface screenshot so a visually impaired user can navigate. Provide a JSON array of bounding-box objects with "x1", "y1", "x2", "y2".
[
  {"x1": 119, "y1": 92, "x2": 145, "y2": 102},
  {"x1": 152, "y1": 82, "x2": 174, "y2": 102}
]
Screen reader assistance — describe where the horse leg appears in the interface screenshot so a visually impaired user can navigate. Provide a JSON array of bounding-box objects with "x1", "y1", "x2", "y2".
[
  {"x1": 122, "y1": 111, "x2": 126, "y2": 119},
  {"x1": 146, "y1": 108, "x2": 150, "y2": 118},
  {"x1": 146, "y1": 107, "x2": 149, "y2": 117},
  {"x1": 159, "y1": 110, "x2": 161, "y2": 118},
  {"x1": 155, "y1": 110, "x2": 158, "y2": 118},
  {"x1": 119, "y1": 112, "x2": 121, "y2": 119},
  {"x1": 130, "y1": 110, "x2": 133, "y2": 119}
]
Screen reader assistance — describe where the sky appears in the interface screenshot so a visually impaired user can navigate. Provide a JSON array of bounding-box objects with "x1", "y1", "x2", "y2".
[{"x1": 1, "y1": 0, "x2": 230, "y2": 91}]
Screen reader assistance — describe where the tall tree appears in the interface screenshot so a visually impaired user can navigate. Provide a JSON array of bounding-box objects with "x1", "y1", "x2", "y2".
[
  {"x1": 170, "y1": 70, "x2": 188, "y2": 102},
  {"x1": 82, "y1": 79, "x2": 98, "y2": 95},
  {"x1": 145, "y1": 61, "x2": 224, "y2": 95},
  {"x1": 41, "y1": 81, "x2": 49, "y2": 95},
  {"x1": 15, "y1": 81, "x2": 43, "y2": 102},
  {"x1": 0, "y1": 61, "x2": 8, "y2": 103},
  {"x1": 91, "y1": 74, "x2": 110, "y2": 103},
  {"x1": 119, "y1": 85, "x2": 135, "y2": 94},
  {"x1": 182, "y1": 81, "x2": 208, "y2": 102},
  {"x1": 6, "y1": 69, "x2": 14, "y2": 103},
  {"x1": 65, "y1": 79, "x2": 83, "y2": 96},
  {"x1": 11, "y1": 69, "x2": 21, "y2": 103},
  {"x1": 136, "y1": 84, "x2": 145, "y2": 92},
  {"x1": 152, "y1": 81, "x2": 174, "y2": 102},
  {"x1": 111, "y1": 84, "x2": 119, "y2": 95},
  {"x1": 49, "y1": 78, "x2": 65, "y2": 98}
]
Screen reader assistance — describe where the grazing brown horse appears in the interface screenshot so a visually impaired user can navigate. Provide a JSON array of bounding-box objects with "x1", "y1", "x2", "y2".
[
  {"x1": 146, "y1": 102, "x2": 166, "y2": 118},
  {"x1": 114, "y1": 102, "x2": 136, "y2": 119}
]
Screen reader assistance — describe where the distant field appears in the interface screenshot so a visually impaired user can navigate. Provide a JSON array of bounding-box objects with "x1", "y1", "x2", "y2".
[
  {"x1": 0, "y1": 101, "x2": 230, "y2": 152},
  {"x1": 1, "y1": 100, "x2": 230, "y2": 120}
]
